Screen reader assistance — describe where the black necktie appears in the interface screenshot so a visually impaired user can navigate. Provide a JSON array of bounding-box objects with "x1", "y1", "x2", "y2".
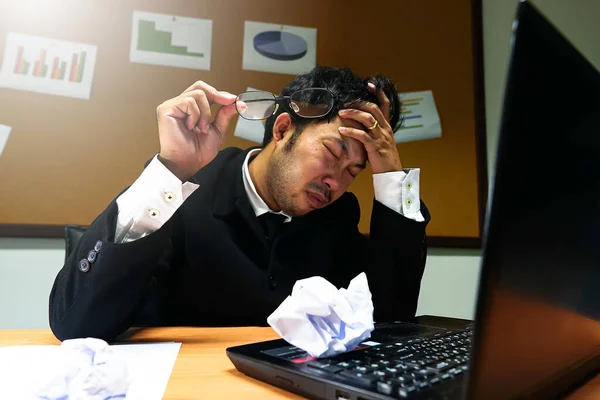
[{"x1": 259, "y1": 212, "x2": 286, "y2": 242}]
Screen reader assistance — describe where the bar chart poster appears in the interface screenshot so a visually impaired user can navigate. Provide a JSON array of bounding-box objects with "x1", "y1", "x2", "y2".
[
  {"x1": 0, "y1": 33, "x2": 97, "y2": 100},
  {"x1": 130, "y1": 11, "x2": 212, "y2": 70},
  {"x1": 394, "y1": 90, "x2": 442, "y2": 143},
  {"x1": 243, "y1": 21, "x2": 316, "y2": 75}
]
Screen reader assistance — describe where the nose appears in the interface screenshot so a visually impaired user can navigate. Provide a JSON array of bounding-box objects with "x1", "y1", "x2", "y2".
[{"x1": 322, "y1": 175, "x2": 341, "y2": 193}]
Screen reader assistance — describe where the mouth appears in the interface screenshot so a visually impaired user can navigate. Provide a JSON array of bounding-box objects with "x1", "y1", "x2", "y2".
[{"x1": 306, "y1": 191, "x2": 328, "y2": 208}]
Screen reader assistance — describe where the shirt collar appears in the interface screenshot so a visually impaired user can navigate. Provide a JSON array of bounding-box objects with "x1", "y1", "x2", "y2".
[{"x1": 242, "y1": 149, "x2": 292, "y2": 222}]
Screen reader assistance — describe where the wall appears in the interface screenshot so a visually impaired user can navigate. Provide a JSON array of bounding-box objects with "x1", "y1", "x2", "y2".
[
  {"x1": 2, "y1": 0, "x2": 600, "y2": 329},
  {"x1": 484, "y1": 0, "x2": 600, "y2": 173},
  {"x1": 0, "y1": 238, "x2": 64, "y2": 328}
]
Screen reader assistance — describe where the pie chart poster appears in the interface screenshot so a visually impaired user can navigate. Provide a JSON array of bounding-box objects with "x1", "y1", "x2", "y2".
[{"x1": 242, "y1": 21, "x2": 316, "y2": 75}]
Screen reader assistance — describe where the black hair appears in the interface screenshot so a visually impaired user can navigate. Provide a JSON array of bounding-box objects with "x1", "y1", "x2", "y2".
[{"x1": 261, "y1": 66, "x2": 402, "y2": 147}]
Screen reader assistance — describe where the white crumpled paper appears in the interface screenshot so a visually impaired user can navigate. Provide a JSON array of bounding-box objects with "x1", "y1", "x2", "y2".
[
  {"x1": 25, "y1": 338, "x2": 130, "y2": 400},
  {"x1": 267, "y1": 272, "x2": 375, "y2": 358}
]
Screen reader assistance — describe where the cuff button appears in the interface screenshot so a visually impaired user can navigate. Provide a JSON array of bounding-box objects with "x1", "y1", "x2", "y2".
[
  {"x1": 87, "y1": 250, "x2": 97, "y2": 263},
  {"x1": 78, "y1": 259, "x2": 90, "y2": 273},
  {"x1": 164, "y1": 192, "x2": 176, "y2": 203},
  {"x1": 148, "y1": 208, "x2": 160, "y2": 219}
]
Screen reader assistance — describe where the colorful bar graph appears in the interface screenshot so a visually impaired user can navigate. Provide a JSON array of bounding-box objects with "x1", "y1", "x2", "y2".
[
  {"x1": 394, "y1": 90, "x2": 441, "y2": 142},
  {"x1": 76, "y1": 52, "x2": 86, "y2": 83},
  {"x1": 59, "y1": 61, "x2": 66, "y2": 80},
  {"x1": 399, "y1": 124, "x2": 425, "y2": 130},
  {"x1": 399, "y1": 100, "x2": 424, "y2": 129},
  {"x1": 15, "y1": 48, "x2": 86, "y2": 82},
  {"x1": 1, "y1": 33, "x2": 98, "y2": 100},
  {"x1": 400, "y1": 97, "x2": 425, "y2": 126},
  {"x1": 51, "y1": 58, "x2": 67, "y2": 80},
  {"x1": 51, "y1": 57, "x2": 59, "y2": 79},
  {"x1": 13, "y1": 46, "x2": 25, "y2": 74},
  {"x1": 13, "y1": 46, "x2": 47, "y2": 77},
  {"x1": 33, "y1": 49, "x2": 48, "y2": 78},
  {"x1": 68, "y1": 52, "x2": 86, "y2": 83},
  {"x1": 401, "y1": 98, "x2": 424, "y2": 103},
  {"x1": 69, "y1": 53, "x2": 78, "y2": 82}
]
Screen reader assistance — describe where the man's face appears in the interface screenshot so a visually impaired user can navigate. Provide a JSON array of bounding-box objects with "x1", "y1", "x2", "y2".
[{"x1": 266, "y1": 115, "x2": 367, "y2": 216}]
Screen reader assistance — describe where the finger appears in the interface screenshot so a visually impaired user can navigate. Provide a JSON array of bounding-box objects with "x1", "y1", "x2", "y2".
[
  {"x1": 157, "y1": 96, "x2": 199, "y2": 123},
  {"x1": 181, "y1": 80, "x2": 216, "y2": 96},
  {"x1": 361, "y1": 101, "x2": 389, "y2": 129},
  {"x1": 338, "y1": 126, "x2": 373, "y2": 149},
  {"x1": 163, "y1": 96, "x2": 202, "y2": 131},
  {"x1": 236, "y1": 99, "x2": 248, "y2": 114},
  {"x1": 213, "y1": 90, "x2": 238, "y2": 106},
  {"x1": 212, "y1": 103, "x2": 238, "y2": 136},
  {"x1": 368, "y1": 82, "x2": 391, "y2": 122},
  {"x1": 181, "y1": 80, "x2": 236, "y2": 106},
  {"x1": 338, "y1": 108, "x2": 380, "y2": 132},
  {"x1": 183, "y1": 89, "x2": 212, "y2": 133},
  {"x1": 183, "y1": 97, "x2": 202, "y2": 131},
  {"x1": 344, "y1": 101, "x2": 392, "y2": 133}
]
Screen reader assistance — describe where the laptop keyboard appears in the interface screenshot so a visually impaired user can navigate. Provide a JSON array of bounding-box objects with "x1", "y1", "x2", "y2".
[{"x1": 305, "y1": 328, "x2": 472, "y2": 398}]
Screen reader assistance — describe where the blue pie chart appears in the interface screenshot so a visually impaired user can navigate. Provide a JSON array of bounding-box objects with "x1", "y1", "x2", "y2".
[{"x1": 253, "y1": 31, "x2": 308, "y2": 61}]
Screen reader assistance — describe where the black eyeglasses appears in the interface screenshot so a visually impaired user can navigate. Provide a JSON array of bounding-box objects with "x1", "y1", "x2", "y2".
[{"x1": 235, "y1": 88, "x2": 336, "y2": 120}]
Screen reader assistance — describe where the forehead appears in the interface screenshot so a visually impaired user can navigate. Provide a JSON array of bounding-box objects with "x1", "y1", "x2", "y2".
[{"x1": 311, "y1": 116, "x2": 366, "y2": 154}]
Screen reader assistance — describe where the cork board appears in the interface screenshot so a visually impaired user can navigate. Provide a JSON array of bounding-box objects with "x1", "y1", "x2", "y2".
[{"x1": 0, "y1": 0, "x2": 487, "y2": 247}]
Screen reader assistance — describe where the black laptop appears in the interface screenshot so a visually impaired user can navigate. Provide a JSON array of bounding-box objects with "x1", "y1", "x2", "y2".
[{"x1": 226, "y1": 1, "x2": 600, "y2": 398}]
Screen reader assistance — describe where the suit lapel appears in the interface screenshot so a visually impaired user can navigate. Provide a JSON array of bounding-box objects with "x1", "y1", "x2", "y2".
[{"x1": 211, "y1": 147, "x2": 265, "y2": 241}]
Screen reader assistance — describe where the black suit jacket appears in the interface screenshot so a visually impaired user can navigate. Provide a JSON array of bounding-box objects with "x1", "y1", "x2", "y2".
[{"x1": 49, "y1": 147, "x2": 431, "y2": 342}]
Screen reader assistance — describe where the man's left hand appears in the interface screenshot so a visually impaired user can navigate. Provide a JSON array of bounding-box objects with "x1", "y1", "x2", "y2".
[{"x1": 337, "y1": 82, "x2": 403, "y2": 174}]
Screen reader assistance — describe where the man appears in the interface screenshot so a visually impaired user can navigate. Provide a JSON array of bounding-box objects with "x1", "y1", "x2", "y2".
[{"x1": 49, "y1": 66, "x2": 430, "y2": 342}]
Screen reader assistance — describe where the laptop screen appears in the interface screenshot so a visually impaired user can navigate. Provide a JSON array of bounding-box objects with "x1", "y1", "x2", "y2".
[{"x1": 470, "y1": 1, "x2": 600, "y2": 398}]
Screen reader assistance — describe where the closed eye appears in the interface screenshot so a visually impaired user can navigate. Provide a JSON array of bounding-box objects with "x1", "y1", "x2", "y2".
[
  {"x1": 325, "y1": 144, "x2": 361, "y2": 178},
  {"x1": 324, "y1": 144, "x2": 340, "y2": 159}
]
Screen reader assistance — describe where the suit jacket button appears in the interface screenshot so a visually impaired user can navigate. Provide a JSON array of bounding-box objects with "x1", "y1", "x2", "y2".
[
  {"x1": 269, "y1": 276, "x2": 277, "y2": 289},
  {"x1": 87, "y1": 250, "x2": 97, "y2": 263},
  {"x1": 78, "y1": 258, "x2": 90, "y2": 272},
  {"x1": 94, "y1": 240, "x2": 103, "y2": 252}
]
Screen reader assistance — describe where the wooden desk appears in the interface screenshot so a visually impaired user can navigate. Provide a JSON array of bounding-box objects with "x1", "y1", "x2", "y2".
[
  {"x1": 0, "y1": 327, "x2": 301, "y2": 399},
  {"x1": 0, "y1": 327, "x2": 597, "y2": 399}
]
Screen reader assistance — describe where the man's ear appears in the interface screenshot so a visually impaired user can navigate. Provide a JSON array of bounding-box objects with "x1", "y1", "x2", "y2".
[{"x1": 272, "y1": 113, "x2": 292, "y2": 144}]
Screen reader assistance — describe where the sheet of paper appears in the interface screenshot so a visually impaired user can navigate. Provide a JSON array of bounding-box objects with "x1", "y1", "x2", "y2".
[
  {"x1": 130, "y1": 11, "x2": 212, "y2": 70},
  {"x1": 394, "y1": 90, "x2": 442, "y2": 143},
  {"x1": 243, "y1": 21, "x2": 316, "y2": 75},
  {"x1": 0, "y1": 33, "x2": 97, "y2": 100},
  {"x1": 0, "y1": 342, "x2": 181, "y2": 400},
  {"x1": 233, "y1": 86, "x2": 269, "y2": 144},
  {"x1": 111, "y1": 342, "x2": 181, "y2": 399},
  {"x1": 0, "y1": 124, "x2": 11, "y2": 158}
]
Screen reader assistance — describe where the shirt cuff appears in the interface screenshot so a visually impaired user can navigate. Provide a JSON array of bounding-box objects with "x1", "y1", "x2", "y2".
[
  {"x1": 373, "y1": 168, "x2": 425, "y2": 222},
  {"x1": 115, "y1": 155, "x2": 200, "y2": 243}
]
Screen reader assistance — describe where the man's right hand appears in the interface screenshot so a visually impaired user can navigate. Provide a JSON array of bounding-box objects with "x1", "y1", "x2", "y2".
[{"x1": 156, "y1": 81, "x2": 238, "y2": 181}]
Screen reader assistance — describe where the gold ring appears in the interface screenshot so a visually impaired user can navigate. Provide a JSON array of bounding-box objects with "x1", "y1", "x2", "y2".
[{"x1": 368, "y1": 120, "x2": 378, "y2": 130}]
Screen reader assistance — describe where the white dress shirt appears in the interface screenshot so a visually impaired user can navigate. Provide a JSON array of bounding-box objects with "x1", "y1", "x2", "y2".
[
  {"x1": 241, "y1": 149, "x2": 293, "y2": 222},
  {"x1": 115, "y1": 151, "x2": 424, "y2": 243}
]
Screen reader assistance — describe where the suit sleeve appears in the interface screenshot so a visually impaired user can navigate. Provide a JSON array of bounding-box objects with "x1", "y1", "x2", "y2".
[
  {"x1": 48, "y1": 194, "x2": 179, "y2": 342},
  {"x1": 330, "y1": 195, "x2": 430, "y2": 323},
  {"x1": 366, "y1": 199, "x2": 430, "y2": 322}
]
